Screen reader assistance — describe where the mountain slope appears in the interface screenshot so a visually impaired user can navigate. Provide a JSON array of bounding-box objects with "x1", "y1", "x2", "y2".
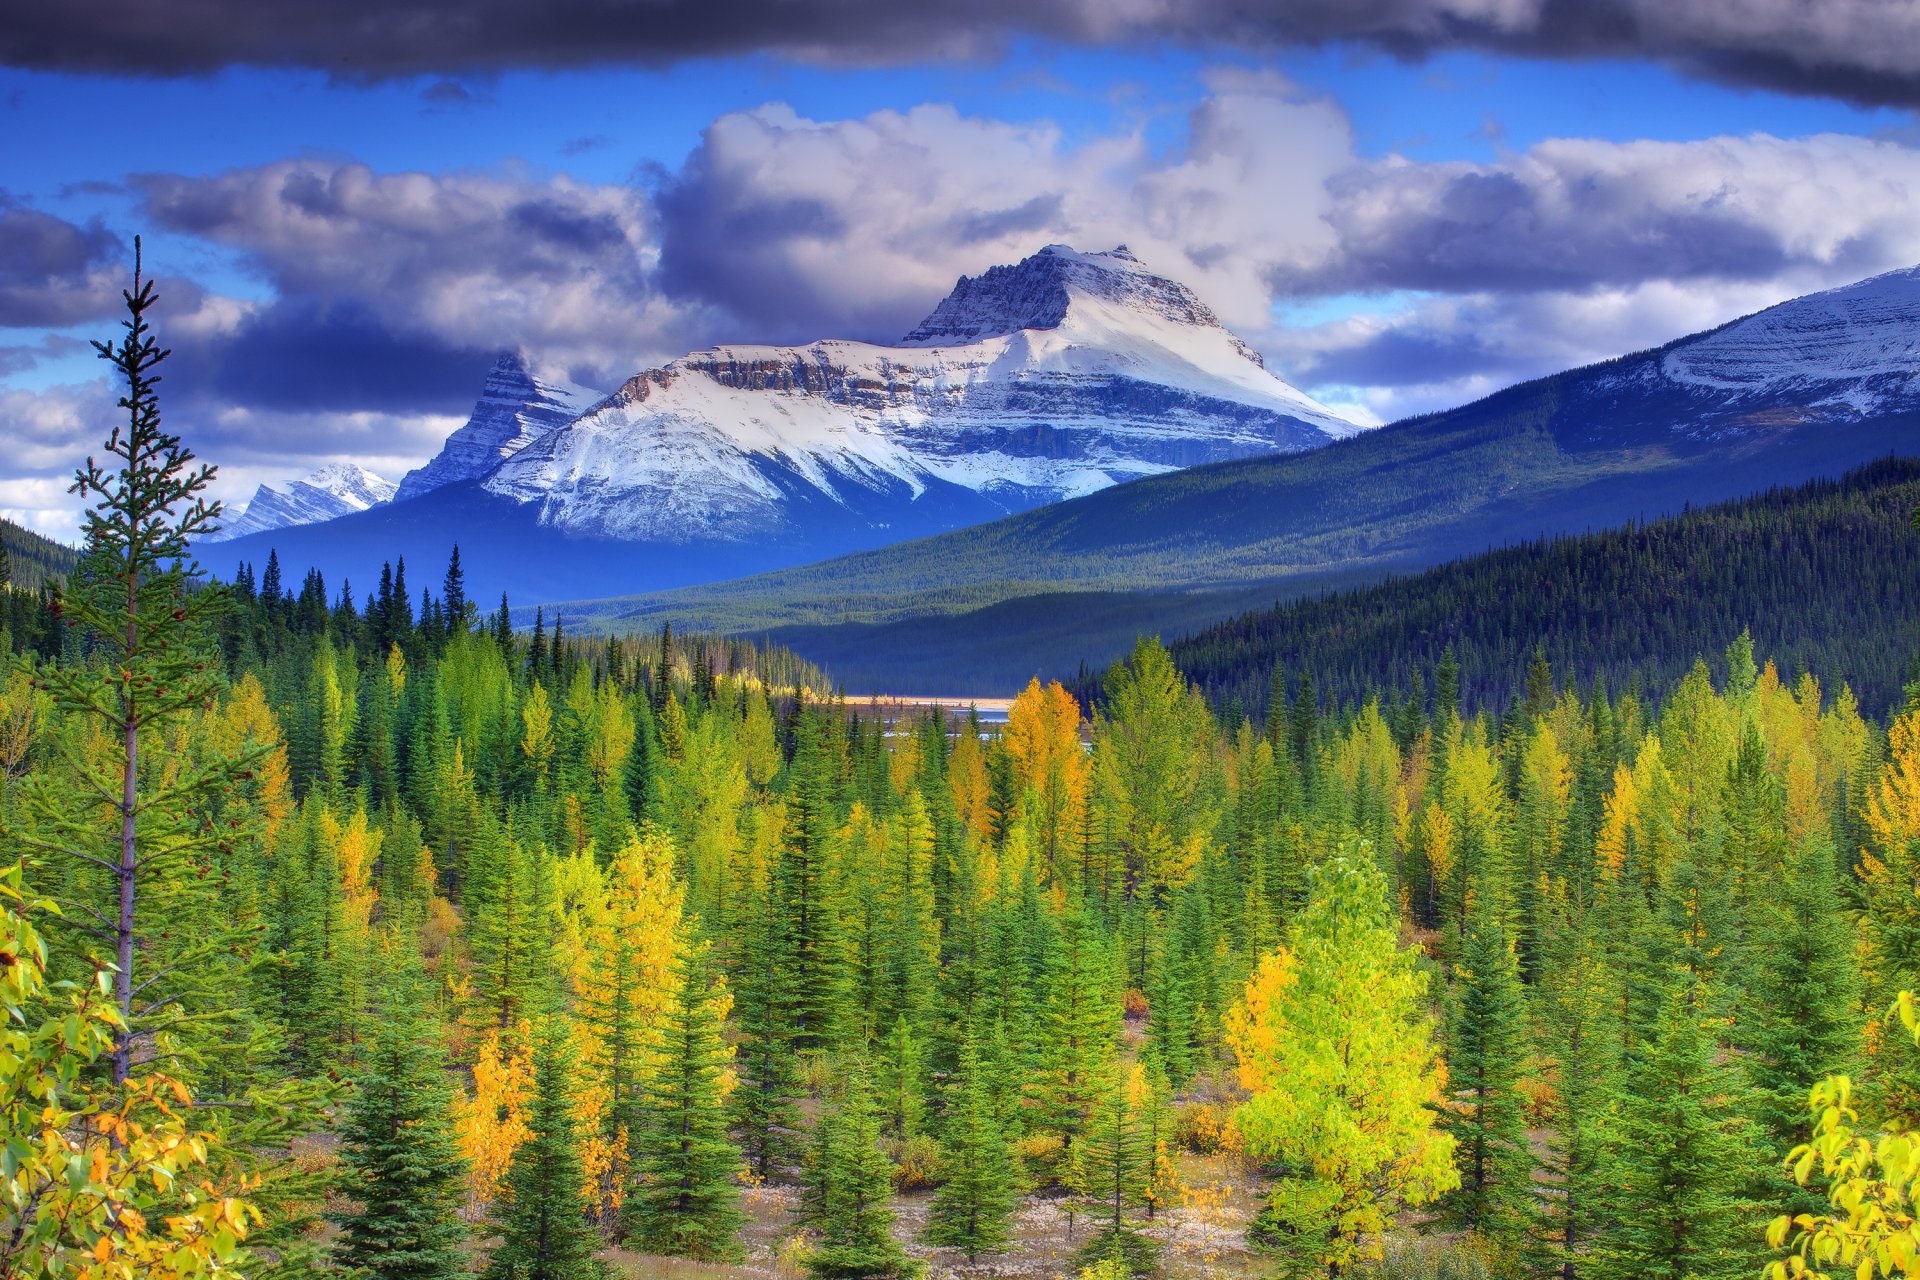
[
  {"x1": 557, "y1": 263, "x2": 1920, "y2": 686},
  {"x1": 206, "y1": 463, "x2": 397, "y2": 542},
  {"x1": 1156, "y1": 456, "x2": 1920, "y2": 722},
  {"x1": 195, "y1": 244, "x2": 1358, "y2": 602}
]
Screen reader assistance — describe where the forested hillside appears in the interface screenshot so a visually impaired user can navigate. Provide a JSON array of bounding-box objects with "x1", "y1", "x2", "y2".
[
  {"x1": 1160, "y1": 457, "x2": 1920, "y2": 725},
  {"x1": 0, "y1": 513, "x2": 77, "y2": 589},
  {"x1": 7, "y1": 277, "x2": 1915, "y2": 1280}
]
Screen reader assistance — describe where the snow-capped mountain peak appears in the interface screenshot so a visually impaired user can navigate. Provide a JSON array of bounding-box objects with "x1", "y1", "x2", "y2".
[
  {"x1": 394, "y1": 352, "x2": 604, "y2": 503},
  {"x1": 479, "y1": 243, "x2": 1362, "y2": 541},
  {"x1": 903, "y1": 244, "x2": 1253, "y2": 356},
  {"x1": 208, "y1": 462, "x2": 397, "y2": 543}
]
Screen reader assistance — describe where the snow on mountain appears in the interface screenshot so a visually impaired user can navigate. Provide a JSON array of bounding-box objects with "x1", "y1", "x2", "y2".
[
  {"x1": 483, "y1": 245, "x2": 1361, "y2": 541},
  {"x1": 209, "y1": 463, "x2": 397, "y2": 542},
  {"x1": 394, "y1": 352, "x2": 604, "y2": 503},
  {"x1": 1566, "y1": 263, "x2": 1920, "y2": 446},
  {"x1": 1657, "y1": 265, "x2": 1920, "y2": 418}
]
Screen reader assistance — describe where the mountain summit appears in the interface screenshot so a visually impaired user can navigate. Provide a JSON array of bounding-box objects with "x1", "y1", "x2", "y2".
[
  {"x1": 197, "y1": 244, "x2": 1361, "y2": 601},
  {"x1": 207, "y1": 462, "x2": 396, "y2": 543},
  {"x1": 394, "y1": 353, "x2": 603, "y2": 503},
  {"x1": 479, "y1": 244, "x2": 1358, "y2": 541}
]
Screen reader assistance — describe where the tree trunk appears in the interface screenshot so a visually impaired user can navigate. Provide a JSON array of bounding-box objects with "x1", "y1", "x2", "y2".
[{"x1": 113, "y1": 595, "x2": 138, "y2": 1089}]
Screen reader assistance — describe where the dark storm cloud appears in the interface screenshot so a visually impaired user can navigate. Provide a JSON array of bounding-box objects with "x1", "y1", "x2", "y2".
[
  {"x1": 167, "y1": 300, "x2": 490, "y2": 415},
  {"x1": 1292, "y1": 325, "x2": 1537, "y2": 389},
  {"x1": 128, "y1": 159, "x2": 679, "y2": 391},
  {"x1": 0, "y1": 197, "x2": 123, "y2": 327},
  {"x1": 4, "y1": 0, "x2": 1920, "y2": 106}
]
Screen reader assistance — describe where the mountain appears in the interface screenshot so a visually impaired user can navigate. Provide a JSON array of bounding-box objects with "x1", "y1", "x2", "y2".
[
  {"x1": 560, "y1": 263, "x2": 1920, "y2": 691},
  {"x1": 394, "y1": 352, "x2": 604, "y2": 503},
  {"x1": 195, "y1": 245, "x2": 1359, "y2": 600},
  {"x1": 206, "y1": 463, "x2": 397, "y2": 543},
  {"x1": 480, "y1": 245, "x2": 1357, "y2": 539}
]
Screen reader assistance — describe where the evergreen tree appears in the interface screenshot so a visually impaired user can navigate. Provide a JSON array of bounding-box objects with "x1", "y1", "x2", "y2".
[
  {"x1": 1741, "y1": 838, "x2": 1858, "y2": 1211},
  {"x1": 1590, "y1": 980, "x2": 1757, "y2": 1280},
  {"x1": 332, "y1": 967, "x2": 470, "y2": 1280},
  {"x1": 485, "y1": 1013, "x2": 605, "y2": 1280},
  {"x1": 803, "y1": 1060, "x2": 920, "y2": 1280},
  {"x1": 1439, "y1": 907, "x2": 1532, "y2": 1247},
  {"x1": 1527, "y1": 884, "x2": 1617, "y2": 1280},
  {"x1": 924, "y1": 1038, "x2": 1019, "y2": 1262},
  {"x1": 623, "y1": 942, "x2": 744, "y2": 1261},
  {"x1": 5, "y1": 238, "x2": 265, "y2": 1086},
  {"x1": 1072, "y1": 1063, "x2": 1158, "y2": 1275},
  {"x1": 442, "y1": 545, "x2": 467, "y2": 637}
]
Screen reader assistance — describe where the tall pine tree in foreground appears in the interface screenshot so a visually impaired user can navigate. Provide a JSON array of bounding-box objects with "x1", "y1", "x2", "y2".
[
  {"x1": 924, "y1": 1037, "x2": 1019, "y2": 1262},
  {"x1": 332, "y1": 963, "x2": 470, "y2": 1280},
  {"x1": 803, "y1": 1059, "x2": 920, "y2": 1280},
  {"x1": 486, "y1": 1011, "x2": 605, "y2": 1280},
  {"x1": 623, "y1": 941, "x2": 744, "y2": 1261}
]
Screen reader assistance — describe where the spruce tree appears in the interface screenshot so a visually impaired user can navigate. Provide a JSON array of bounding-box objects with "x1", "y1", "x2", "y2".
[
  {"x1": 1741, "y1": 838, "x2": 1858, "y2": 1212},
  {"x1": 1527, "y1": 884, "x2": 1617, "y2": 1280},
  {"x1": 1072, "y1": 1063, "x2": 1157, "y2": 1275},
  {"x1": 803, "y1": 1060, "x2": 919, "y2": 1280},
  {"x1": 6, "y1": 238, "x2": 264, "y2": 1088},
  {"x1": 1590, "y1": 979, "x2": 1757, "y2": 1280},
  {"x1": 485, "y1": 1012, "x2": 605, "y2": 1280},
  {"x1": 332, "y1": 968, "x2": 470, "y2": 1280},
  {"x1": 924, "y1": 1038, "x2": 1019, "y2": 1262},
  {"x1": 623, "y1": 942, "x2": 744, "y2": 1261},
  {"x1": 1439, "y1": 908, "x2": 1532, "y2": 1247}
]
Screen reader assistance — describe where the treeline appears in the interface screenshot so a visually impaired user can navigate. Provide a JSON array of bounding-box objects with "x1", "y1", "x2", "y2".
[{"x1": 1161, "y1": 456, "x2": 1920, "y2": 724}]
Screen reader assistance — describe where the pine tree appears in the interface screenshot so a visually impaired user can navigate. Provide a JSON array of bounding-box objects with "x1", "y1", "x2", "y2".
[
  {"x1": 924, "y1": 1038, "x2": 1019, "y2": 1262},
  {"x1": 485, "y1": 1012, "x2": 606, "y2": 1280},
  {"x1": 1589, "y1": 979, "x2": 1757, "y2": 1280},
  {"x1": 803, "y1": 1060, "x2": 920, "y2": 1280},
  {"x1": 1439, "y1": 907, "x2": 1532, "y2": 1247},
  {"x1": 623, "y1": 942, "x2": 744, "y2": 1262},
  {"x1": 1527, "y1": 882, "x2": 1617, "y2": 1280},
  {"x1": 1072, "y1": 1062, "x2": 1158, "y2": 1275},
  {"x1": 1741, "y1": 838, "x2": 1858, "y2": 1211},
  {"x1": 332, "y1": 968, "x2": 470, "y2": 1280},
  {"x1": 442, "y1": 544, "x2": 467, "y2": 637},
  {"x1": 1226, "y1": 851, "x2": 1458, "y2": 1276}
]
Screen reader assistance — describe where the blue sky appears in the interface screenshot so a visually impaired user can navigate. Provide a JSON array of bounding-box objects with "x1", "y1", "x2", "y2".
[{"x1": 5, "y1": 1, "x2": 1920, "y2": 535}]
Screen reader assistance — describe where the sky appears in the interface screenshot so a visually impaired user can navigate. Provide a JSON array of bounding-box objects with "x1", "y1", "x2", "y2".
[{"x1": 5, "y1": 0, "x2": 1920, "y2": 537}]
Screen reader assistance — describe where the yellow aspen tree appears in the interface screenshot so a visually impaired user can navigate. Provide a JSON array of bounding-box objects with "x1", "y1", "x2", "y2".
[
  {"x1": 1860, "y1": 708, "x2": 1920, "y2": 1010},
  {"x1": 452, "y1": 1026, "x2": 535, "y2": 1219},
  {"x1": 520, "y1": 682, "x2": 555, "y2": 786},
  {"x1": 559, "y1": 829, "x2": 686, "y2": 1224},
  {"x1": 1005, "y1": 678, "x2": 1090, "y2": 879},
  {"x1": 384, "y1": 642, "x2": 406, "y2": 704},
  {"x1": 1226, "y1": 852, "x2": 1457, "y2": 1276}
]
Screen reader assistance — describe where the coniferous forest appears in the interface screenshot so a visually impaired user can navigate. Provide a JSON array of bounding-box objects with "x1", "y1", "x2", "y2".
[{"x1": 10, "y1": 268, "x2": 1920, "y2": 1280}]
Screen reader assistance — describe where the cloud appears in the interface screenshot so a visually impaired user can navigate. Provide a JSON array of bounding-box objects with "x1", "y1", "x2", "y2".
[
  {"x1": 655, "y1": 80, "x2": 1353, "y2": 341},
  {"x1": 131, "y1": 159, "x2": 697, "y2": 391},
  {"x1": 5, "y1": 0, "x2": 1920, "y2": 105},
  {"x1": 1270, "y1": 277, "x2": 1830, "y2": 421},
  {"x1": 0, "y1": 197, "x2": 124, "y2": 327},
  {"x1": 1274, "y1": 132, "x2": 1920, "y2": 297},
  {"x1": 17, "y1": 76, "x2": 1920, "y2": 535}
]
